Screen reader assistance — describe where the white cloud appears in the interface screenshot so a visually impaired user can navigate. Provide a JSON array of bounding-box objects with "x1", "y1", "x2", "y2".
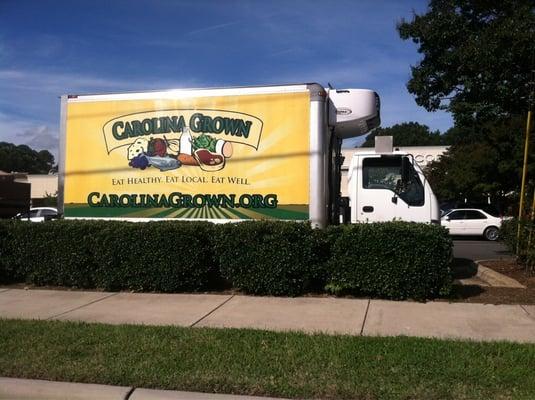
[
  {"x1": 17, "y1": 125, "x2": 58, "y2": 157},
  {"x1": 0, "y1": 112, "x2": 58, "y2": 160},
  {"x1": 0, "y1": 68, "x2": 205, "y2": 161},
  {"x1": 0, "y1": 66, "x2": 208, "y2": 164},
  {"x1": 186, "y1": 21, "x2": 242, "y2": 36},
  {"x1": 0, "y1": 68, "x2": 200, "y2": 96}
]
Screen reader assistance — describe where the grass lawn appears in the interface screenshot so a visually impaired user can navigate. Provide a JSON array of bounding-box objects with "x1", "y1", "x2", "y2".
[{"x1": 1, "y1": 319, "x2": 535, "y2": 400}]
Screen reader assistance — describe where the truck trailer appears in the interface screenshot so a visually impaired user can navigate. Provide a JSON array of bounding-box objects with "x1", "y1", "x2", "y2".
[{"x1": 59, "y1": 83, "x2": 439, "y2": 227}]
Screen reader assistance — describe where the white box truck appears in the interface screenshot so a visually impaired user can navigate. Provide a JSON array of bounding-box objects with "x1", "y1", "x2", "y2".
[
  {"x1": 345, "y1": 142, "x2": 441, "y2": 224},
  {"x1": 59, "y1": 83, "x2": 440, "y2": 227}
]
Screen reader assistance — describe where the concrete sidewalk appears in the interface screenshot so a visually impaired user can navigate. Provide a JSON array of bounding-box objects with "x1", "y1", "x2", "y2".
[
  {"x1": 1, "y1": 288, "x2": 534, "y2": 342},
  {"x1": 0, "y1": 377, "x2": 287, "y2": 400}
]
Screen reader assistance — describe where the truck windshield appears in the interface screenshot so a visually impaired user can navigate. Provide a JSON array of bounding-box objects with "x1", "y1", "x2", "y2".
[{"x1": 362, "y1": 156, "x2": 424, "y2": 207}]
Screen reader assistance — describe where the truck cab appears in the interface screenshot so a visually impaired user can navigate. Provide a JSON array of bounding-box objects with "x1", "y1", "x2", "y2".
[{"x1": 346, "y1": 147, "x2": 440, "y2": 224}]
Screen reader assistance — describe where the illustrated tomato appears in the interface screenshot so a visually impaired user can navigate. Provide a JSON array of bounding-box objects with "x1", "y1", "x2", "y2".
[{"x1": 153, "y1": 139, "x2": 167, "y2": 157}]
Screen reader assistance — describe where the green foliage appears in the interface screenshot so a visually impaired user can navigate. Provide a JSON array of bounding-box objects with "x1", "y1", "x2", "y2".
[
  {"x1": 0, "y1": 142, "x2": 55, "y2": 174},
  {"x1": 93, "y1": 221, "x2": 218, "y2": 292},
  {"x1": 3, "y1": 320, "x2": 535, "y2": 400},
  {"x1": 4, "y1": 320, "x2": 535, "y2": 400},
  {"x1": 41, "y1": 192, "x2": 58, "y2": 207},
  {"x1": 360, "y1": 122, "x2": 448, "y2": 148},
  {"x1": 327, "y1": 222, "x2": 452, "y2": 300},
  {"x1": 0, "y1": 221, "x2": 14, "y2": 283},
  {"x1": 3, "y1": 220, "x2": 99, "y2": 287},
  {"x1": 397, "y1": 0, "x2": 534, "y2": 121},
  {"x1": 0, "y1": 220, "x2": 219, "y2": 292},
  {"x1": 425, "y1": 116, "x2": 534, "y2": 203},
  {"x1": 214, "y1": 221, "x2": 327, "y2": 296},
  {"x1": 0, "y1": 220, "x2": 453, "y2": 300},
  {"x1": 500, "y1": 218, "x2": 517, "y2": 254},
  {"x1": 398, "y1": 1, "x2": 535, "y2": 206},
  {"x1": 500, "y1": 218, "x2": 535, "y2": 271}
]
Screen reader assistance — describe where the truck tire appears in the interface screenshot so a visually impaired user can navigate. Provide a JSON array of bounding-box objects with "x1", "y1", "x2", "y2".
[{"x1": 484, "y1": 226, "x2": 499, "y2": 241}]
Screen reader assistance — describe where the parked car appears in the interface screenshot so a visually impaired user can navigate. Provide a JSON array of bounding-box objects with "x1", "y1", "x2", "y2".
[
  {"x1": 440, "y1": 208, "x2": 507, "y2": 241},
  {"x1": 13, "y1": 207, "x2": 59, "y2": 222}
]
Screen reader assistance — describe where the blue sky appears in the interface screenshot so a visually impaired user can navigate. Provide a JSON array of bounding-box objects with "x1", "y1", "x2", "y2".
[{"x1": 0, "y1": 0, "x2": 452, "y2": 160}]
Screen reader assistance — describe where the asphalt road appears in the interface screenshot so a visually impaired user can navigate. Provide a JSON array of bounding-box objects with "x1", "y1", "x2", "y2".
[{"x1": 452, "y1": 238, "x2": 511, "y2": 262}]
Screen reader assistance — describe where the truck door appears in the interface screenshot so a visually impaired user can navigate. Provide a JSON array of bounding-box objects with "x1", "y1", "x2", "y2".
[
  {"x1": 357, "y1": 156, "x2": 402, "y2": 222},
  {"x1": 356, "y1": 155, "x2": 427, "y2": 222}
]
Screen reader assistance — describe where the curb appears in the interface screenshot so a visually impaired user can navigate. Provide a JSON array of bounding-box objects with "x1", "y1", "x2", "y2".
[
  {"x1": 0, "y1": 377, "x2": 131, "y2": 400},
  {"x1": 0, "y1": 377, "x2": 289, "y2": 400},
  {"x1": 130, "y1": 388, "x2": 288, "y2": 399},
  {"x1": 474, "y1": 260, "x2": 526, "y2": 289}
]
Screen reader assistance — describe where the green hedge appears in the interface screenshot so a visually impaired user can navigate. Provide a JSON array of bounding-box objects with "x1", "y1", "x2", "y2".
[
  {"x1": 0, "y1": 220, "x2": 452, "y2": 299},
  {"x1": 214, "y1": 221, "x2": 329, "y2": 296},
  {"x1": 0, "y1": 221, "x2": 14, "y2": 283},
  {"x1": 93, "y1": 221, "x2": 219, "y2": 292},
  {"x1": 0, "y1": 220, "x2": 219, "y2": 292},
  {"x1": 326, "y1": 223, "x2": 453, "y2": 299}
]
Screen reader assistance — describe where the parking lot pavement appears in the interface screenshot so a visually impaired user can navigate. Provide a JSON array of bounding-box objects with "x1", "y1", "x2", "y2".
[{"x1": 453, "y1": 239, "x2": 511, "y2": 262}]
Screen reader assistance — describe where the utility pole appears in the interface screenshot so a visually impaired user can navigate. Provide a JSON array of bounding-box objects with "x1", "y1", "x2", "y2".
[{"x1": 517, "y1": 71, "x2": 535, "y2": 254}]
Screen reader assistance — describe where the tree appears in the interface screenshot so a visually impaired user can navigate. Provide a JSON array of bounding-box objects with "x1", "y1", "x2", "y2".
[
  {"x1": 360, "y1": 122, "x2": 448, "y2": 147},
  {"x1": 397, "y1": 0, "x2": 535, "y2": 123},
  {"x1": 425, "y1": 116, "x2": 534, "y2": 204},
  {"x1": 0, "y1": 142, "x2": 55, "y2": 174}
]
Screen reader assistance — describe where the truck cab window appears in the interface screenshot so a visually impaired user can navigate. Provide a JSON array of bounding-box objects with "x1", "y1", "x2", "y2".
[
  {"x1": 362, "y1": 157, "x2": 401, "y2": 191},
  {"x1": 362, "y1": 156, "x2": 424, "y2": 207}
]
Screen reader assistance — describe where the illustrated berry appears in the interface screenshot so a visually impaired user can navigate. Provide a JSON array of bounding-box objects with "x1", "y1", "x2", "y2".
[{"x1": 129, "y1": 154, "x2": 149, "y2": 170}]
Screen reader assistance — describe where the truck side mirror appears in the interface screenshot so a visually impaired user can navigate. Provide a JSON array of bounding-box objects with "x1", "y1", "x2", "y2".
[{"x1": 401, "y1": 157, "x2": 411, "y2": 183}]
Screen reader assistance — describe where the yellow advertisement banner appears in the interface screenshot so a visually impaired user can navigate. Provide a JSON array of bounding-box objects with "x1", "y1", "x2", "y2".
[{"x1": 64, "y1": 91, "x2": 310, "y2": 220}]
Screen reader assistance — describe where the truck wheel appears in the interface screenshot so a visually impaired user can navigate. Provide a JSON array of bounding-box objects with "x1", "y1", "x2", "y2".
[{"x1": 484, "y1": 226, "x2": 499, "y2": 241}]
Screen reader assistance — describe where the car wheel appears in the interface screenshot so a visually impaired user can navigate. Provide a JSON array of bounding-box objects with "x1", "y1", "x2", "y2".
[{"x1": 484, "y1": 226, "x2": 499, "y2": 241}]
